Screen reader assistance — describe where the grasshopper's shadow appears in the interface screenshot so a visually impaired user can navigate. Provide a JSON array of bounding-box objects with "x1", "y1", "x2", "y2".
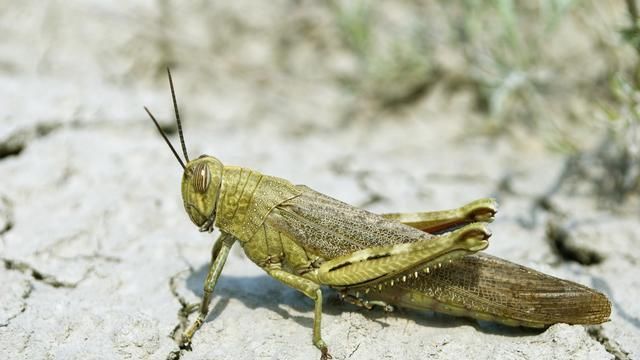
[{"x1": 186, "y1": 263, "x2": 544, "y2": 338}]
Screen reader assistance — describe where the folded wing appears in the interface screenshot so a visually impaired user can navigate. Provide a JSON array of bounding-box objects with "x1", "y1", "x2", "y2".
[
  {"x1": 368, "y1": 253, "x2": 611, "y2": 327},
  {"x1": 271, "y1": 185, "x2": 437, "y2": 259}
]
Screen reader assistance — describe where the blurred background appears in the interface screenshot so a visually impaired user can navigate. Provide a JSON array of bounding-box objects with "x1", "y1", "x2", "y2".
[{"x1": 0, "y1": 1, "x2": 638, "y2": 359}]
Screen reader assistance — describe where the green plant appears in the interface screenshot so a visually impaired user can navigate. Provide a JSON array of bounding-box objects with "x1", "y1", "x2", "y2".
[
  {"x1": 332, "y1": 1, "x2": 436, "y2": 108},
  {"x1": 455, "y1": 0, "x2": 578, "y2": 132}
]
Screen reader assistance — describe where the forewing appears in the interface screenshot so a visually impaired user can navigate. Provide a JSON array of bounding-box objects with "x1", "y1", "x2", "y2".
[
  {"x1": 370, "y1": 253, "x2": 611, "y2": 326},
  {"x1": 268, "y1": 185, "x2": 435, "y2": 259}
]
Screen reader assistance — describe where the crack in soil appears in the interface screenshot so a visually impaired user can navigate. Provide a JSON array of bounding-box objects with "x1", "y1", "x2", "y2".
[
  {"x1": 586, "y1": 325, "x2": 630, "y2": 360},
  {"x1": 166, "y1": 269, "x2": 199, "y2": 360},
  {"x1": 0, "y1": 195, "x2": 14, "y2": 236},
  {"x1": 1, "y1": 258, "x2": 88, "y2": 288},
  {"x1": 512, "y1": 184, "x2": 605, "y2": 266},
  {"x1": 0, "y1": 123, "x2": 61, "y2": 159},
  {"x1": 347, "y1": 342, "x2": 361, "y2": 358},
  {"x1": 165, "y1": 349, "x2": 182, "y2": 360},
  {"x1": 546, "y1": 220, "x2": 604, "y2": 265},
  {"x1": 327, "y1": 157, "x2": 387, "y2": 208},
  {"x1": 353, "y1": 171, "x2": 386, "y2": 208},
  {"x1": 0, "y1": 279, "x2": 33, "y2": 328},
  {"x1": 32, "y1": 218, "x2": 122, "y2": 264}
]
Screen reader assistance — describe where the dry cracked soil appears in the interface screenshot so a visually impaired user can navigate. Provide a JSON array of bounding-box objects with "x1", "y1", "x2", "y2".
[{"x1": 1, "y1": 1, "x2": 638, "y2": 359}]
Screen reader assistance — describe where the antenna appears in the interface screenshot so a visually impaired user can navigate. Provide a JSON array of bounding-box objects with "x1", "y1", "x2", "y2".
[
  {"x1": 167, "y1": 68, "x2": 190, "y2": 163},
  {"x1": 144, "y1": 106, "x2": 186, "y2": 170}
]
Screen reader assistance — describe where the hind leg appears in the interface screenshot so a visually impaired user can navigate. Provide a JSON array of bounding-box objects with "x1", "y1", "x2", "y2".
[
  {"x1": 316, "y1": 222, "x2": 491, "y2": 287},
  {"x1": 381, "y1": 198, "x2": 497, "y2": 234}
]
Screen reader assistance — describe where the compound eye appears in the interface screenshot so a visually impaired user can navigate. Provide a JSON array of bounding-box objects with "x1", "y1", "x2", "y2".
[{"x1": 192, "y1": 162, "x2": 211, "y2": 193}]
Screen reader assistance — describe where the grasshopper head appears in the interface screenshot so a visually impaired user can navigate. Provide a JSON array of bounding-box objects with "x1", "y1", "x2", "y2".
[{"x1": 182, "y1": 155, "x2": 224, "y2": 232}]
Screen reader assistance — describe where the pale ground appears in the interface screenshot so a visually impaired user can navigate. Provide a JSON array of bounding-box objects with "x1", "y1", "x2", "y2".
[{"x1": 0, "y1": 2, "x2": 638, "y2": 360}]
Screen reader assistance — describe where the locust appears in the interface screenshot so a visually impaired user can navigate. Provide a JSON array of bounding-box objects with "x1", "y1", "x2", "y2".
[{"x1": 145, "y1": 69, "x2": 611, "y2": 360}]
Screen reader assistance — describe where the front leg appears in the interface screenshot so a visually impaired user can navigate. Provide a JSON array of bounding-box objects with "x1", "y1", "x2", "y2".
[
  {"x1": 265, "y1": 265, "x2": 332, "y2": 360},
  {"x1": 181, "y1": 232, "x2": 236, "y2": 349}
]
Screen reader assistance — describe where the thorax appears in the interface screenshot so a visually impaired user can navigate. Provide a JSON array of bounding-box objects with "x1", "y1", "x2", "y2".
[{"x1": 214, "y1": 166, "x2": 301, "y2": 243}]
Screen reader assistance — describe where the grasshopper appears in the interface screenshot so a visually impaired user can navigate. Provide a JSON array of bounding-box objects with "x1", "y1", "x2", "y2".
[{"x1": 145, "y1": 70, "x2": 611, "y2": 360}]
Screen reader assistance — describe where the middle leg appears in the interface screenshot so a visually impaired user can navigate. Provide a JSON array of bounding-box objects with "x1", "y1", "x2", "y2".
[
  {"x1": 265, "y1": 265, "x2": 332, "y2": 360},
  {"x1": 338, "y1": 289, "x2": 394, "y2": 312}
]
